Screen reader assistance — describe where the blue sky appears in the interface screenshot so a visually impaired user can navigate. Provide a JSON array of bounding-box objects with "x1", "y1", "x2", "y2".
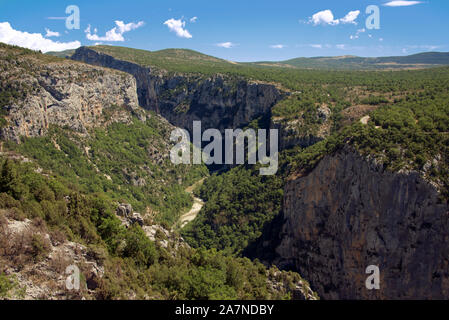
[{"x1": 0, "y1": 0, "x2": 448, "y2": 61}]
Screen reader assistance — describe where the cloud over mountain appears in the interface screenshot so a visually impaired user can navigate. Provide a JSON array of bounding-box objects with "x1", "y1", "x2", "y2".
[
  {"x1": 0, "y1": 22, "x2": 80, "y2": 52},
  {"x1": 384, "y1": 1, "x2": 423, "y2": 7},
  {"x1": 216, "y1": 42, "x2": 237, "y2": 48},
  {"x1": 45, "y1": 28, "x2": 60, "y2": 38},
  {"x1": 164, "y1": 18, "x2": 192, "y2": 39},
  {"x1": 309, "y1": 9, "x2": 360, "y2": 26},
  {"x1": 85, "y1": 20, "x2": 144, "y2": 42}
]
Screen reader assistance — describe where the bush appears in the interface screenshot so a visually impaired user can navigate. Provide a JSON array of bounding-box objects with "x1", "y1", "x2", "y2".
[
  {"x1": 0, "y1": 273, "x2": 17, "y2": 298},
  {"x1": 122, "y1": 225, "x2": 158, "y2": 267},
  {"x1": 30, "y1": 234, "x2": 50, "y2": 262}
]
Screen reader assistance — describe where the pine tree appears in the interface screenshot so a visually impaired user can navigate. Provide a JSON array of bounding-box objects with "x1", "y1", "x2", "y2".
[{"x1": 0, "y1": 159, "x2": 22, "y2": 199}]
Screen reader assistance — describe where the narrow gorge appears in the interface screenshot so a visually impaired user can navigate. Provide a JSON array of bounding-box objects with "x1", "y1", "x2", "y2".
[
  {"x1": 275, "y1": 146, "x2": 449, "y2": 299},
  {"x1": 2, "y1": 1, "x2": 449, "y2": 304},
  {"x1": 68, "y1": 46, "x2": 449, "y2": 300},
  {"x1": 71, "y1": 47, "x2": 284, "y2": 136}
]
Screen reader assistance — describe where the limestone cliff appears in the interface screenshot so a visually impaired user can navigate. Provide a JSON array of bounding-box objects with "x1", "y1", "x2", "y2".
[
  {"x1": 0, "y1": 46, "x2": 140, "y2": 142},
  {"x1": 275, "y1": 145, "x2": 449, "y2": 299},
  {"x1": 71, "y1": 47, "x2": 284, "y2": 134},
  {"x1": 270, "y1": 117, "x2": 326, "y2": 150},
  {"x1": 270, "y1": 99, "x2": 332, "y2": 150}
]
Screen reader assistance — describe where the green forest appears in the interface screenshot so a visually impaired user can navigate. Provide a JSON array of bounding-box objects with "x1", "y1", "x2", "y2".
[
  {"x1": 182, "y1": 64, "x2": 449, "y2": 256},
  {"x1": 5, "y1": 115, "x2": 208, "y2": 226},
  {"x1": 1, "y1": 43, "x2": 448, "y2": 300},
  {"x1": 0, "y1": 157, "x2": 311, "y2": 299}
]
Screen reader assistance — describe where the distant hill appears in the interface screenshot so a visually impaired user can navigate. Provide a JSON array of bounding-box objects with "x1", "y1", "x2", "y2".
[
  {"x1": 252, "y1": 52, "x2": 449, "y2": 70},
  {"x1": 373, "y1": 52, "x2": 449, "y2": 65},
  {"x1": 45, "y1": 49, "x2": 76, "y2": 58},
  {"x1": 72, "y1": 45, "x2": 238, "y2": 73},
  {"x1": 46, "y1": 46, "x2": 449, "y2": 71}
]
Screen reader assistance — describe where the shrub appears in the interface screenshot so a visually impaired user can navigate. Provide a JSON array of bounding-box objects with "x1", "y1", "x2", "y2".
[
  {"x1": 122, "y1": 225, "x2": 158, "y2": 267},
  {"x1": 0, "y1": 273, "x2": 16, "y2": 298},
  {"x1": 30, "y1": 234, "x2": 50, "y2": 262}
]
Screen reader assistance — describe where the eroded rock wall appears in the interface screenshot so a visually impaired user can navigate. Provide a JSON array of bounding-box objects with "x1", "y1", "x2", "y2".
[
  {"x1": 71, "y1": 47, "x2": 284, "y2": 134},
  {"x1": 1, "y1": 54, "x2": 139, "y2": 142},
  {"x1": 275, "y1": 146, "x2": 449, "y2": 299}
]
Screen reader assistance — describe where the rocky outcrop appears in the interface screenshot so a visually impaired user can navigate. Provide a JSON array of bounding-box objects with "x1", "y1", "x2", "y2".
[
  {"x1": 0, "y1": 217, "x2": 104, "y2": 299},
  {"x1": 271, "y1": 104, "x2": 331, "y2": 150},
  {"x1": 266, "y1": 269, "x2": 318, "y2": 300},
  {"x1": 71, "y1": 47, "x2": 284, "y2": 134},
  {"x1": 114, "y1": 203, "x2": 188, "y2": 250},
  {"x1": 71, "y1": 47, "x2": 155, "y2": 110},
  {"x1": 0, "y1": 47, "x2": 140, "y2": 142},
  {"x1": 271, "y1": 118, "x2": 324, "y2": 150},
  {"x1": 116, "y1": 203, "x2": 144, "y2": 227},
  {"x1": 275, "y1": 146, "x2": 449, "y2": 299}
]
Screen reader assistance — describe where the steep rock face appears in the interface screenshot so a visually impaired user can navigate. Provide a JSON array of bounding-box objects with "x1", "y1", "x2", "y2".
[
  {"x1": 1, "y1": 216, "x2": 105, "y2": 299},
  {"x1": 270, "y1": 104, "x2": 331, "y2": 150},
  {"x1": 71, "y1": 47, "x2": 284, "y2": 134},
  {"x1": 156, "y1": 75, "x2": 283, "y2": 135},
  {"x1": 71, "y1": 47, "x2": 155, "y2": 110},
  {"x1": 270, "y1": 118, "x2": 324, "y2": 150},
  {"x1": 0, "y1": 51, "x2": 139, "y2": 142},
  {"x1": 275, "y1": 146, "x2": 449, "y2": 299}
]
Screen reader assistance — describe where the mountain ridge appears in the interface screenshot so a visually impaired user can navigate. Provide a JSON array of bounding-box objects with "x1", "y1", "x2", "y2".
[
  {"x1": 0, "y1": 43, "x2": 315, "y2": 300},
  {"x1": 252, "y1": 51, "x2": 449, "y2": 70},
  {"x1": 46, "y1": 46, "x2": 449, "y2": 70},
  {"x1": 2, "y1": 42, "x2": 448, "y2": 300}
]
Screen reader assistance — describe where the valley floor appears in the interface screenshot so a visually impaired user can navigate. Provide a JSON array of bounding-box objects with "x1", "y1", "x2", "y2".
[{"x1": 178, "y1": 178, "x2": 206, "y2": 229}]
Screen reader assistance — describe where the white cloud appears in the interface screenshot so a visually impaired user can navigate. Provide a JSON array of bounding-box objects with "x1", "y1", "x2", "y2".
[
  {"x1": 310, "y1": 10, "x2": 339, "y2": 26},
  {"x1": 384, "y1": 1, "x2": 423, "y2": 7},
  {"x1": 340, "y1": 10, "x2": 360, "y2": 24},
  {"x1": 270, "y1": 44, "x2": 285, "y2": 49},
  {"x1": 422, "y1": 45, "x2": 439, "y2": 51},
  {"x1": 216, "y1": 42, "x2": 236, "y2": 48},
  {"x1": 85, "y1": 20, "x2": 144, "y2": 42},
  {"x1": 46, "y1": 17, "x2": 66, "y2": 20},
  {"x1": 190, "y1": 17, "x2": 198, "y2": 23},
  {"x1": 397, "y1": 45, "x2": 444, "y2": 55},
  {"x1": 45, "y1": 28, "x2": 60, "y2": 37},
  {"x1": 336, "y1": 44, "x2": 346, "y2": 50},
  {"x1": 309, "y1": 9, "x2": 360, "y2": 26},
  {"x1": 406, "y1": 44, "x2": 442, "y2": 51},
  {"x1": 0, "y1": 22, "x2": 80, "y2": 53},
  {"x1": 350, "y1": 28, "x2": 366, "y2": 40},
  {"x1": 163, "y1": 18, "x2": 192, "y2": 38},
  {"x1": 296, "y1": 44, "x2": 331, "y2": 49}
]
